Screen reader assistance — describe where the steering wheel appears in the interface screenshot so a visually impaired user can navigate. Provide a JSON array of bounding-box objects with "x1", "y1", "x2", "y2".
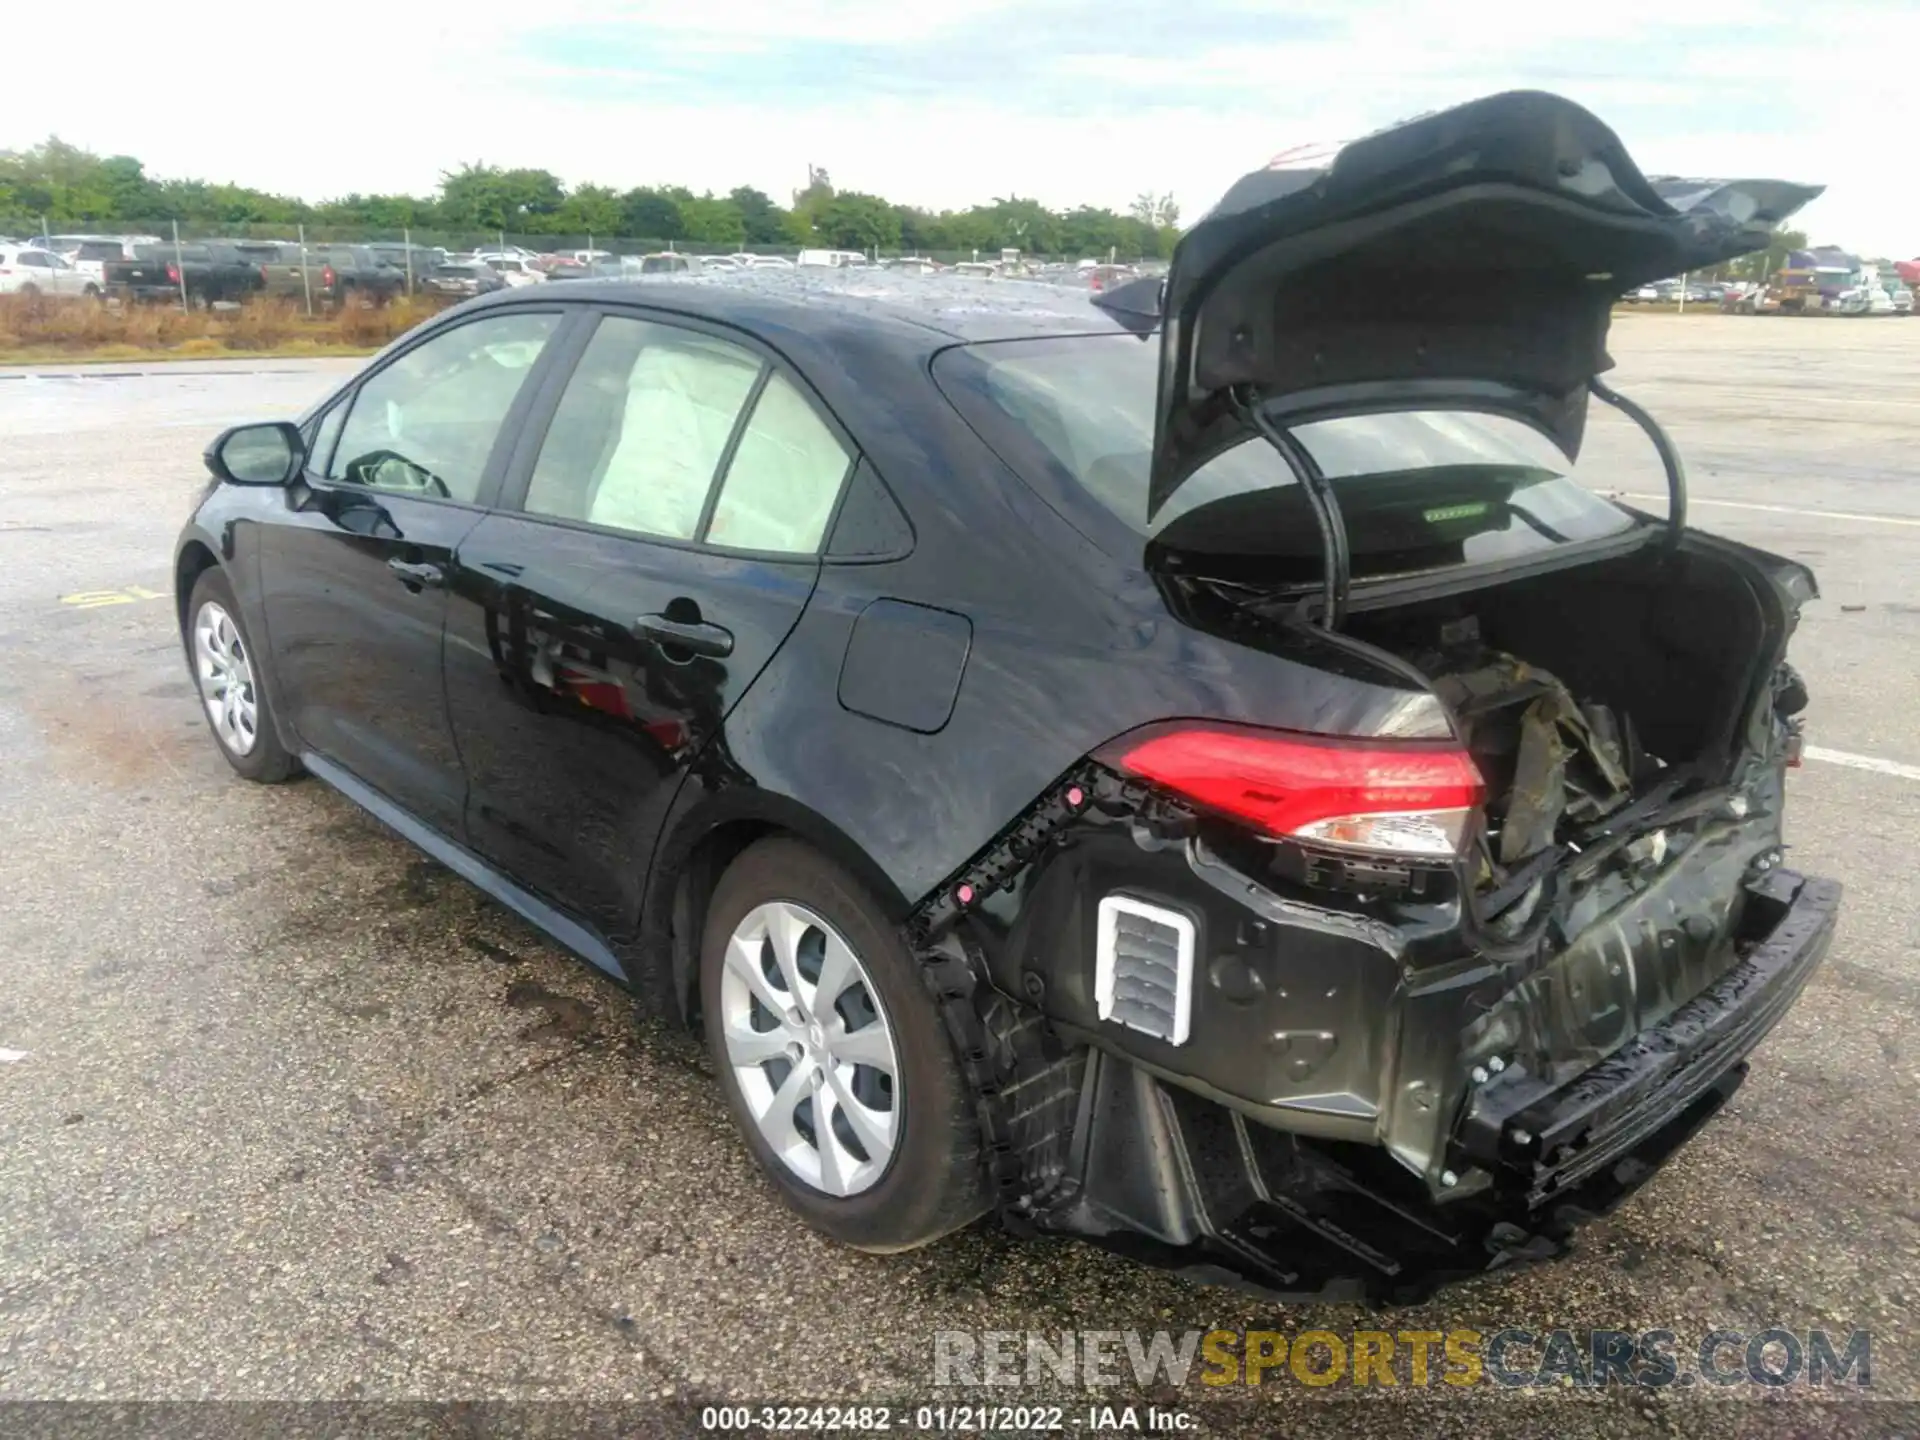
[{"x1": 348, "y1": 449, "x2": 451, "y2": 498}]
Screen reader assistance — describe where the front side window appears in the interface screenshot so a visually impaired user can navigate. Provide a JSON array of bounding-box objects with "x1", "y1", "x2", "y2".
[
  {"x1": 523, "y1": 316, "x2": 761, "y2": 541},
  {"x1": 328, "y1": 312, "x2": 559, "y2": 502}
]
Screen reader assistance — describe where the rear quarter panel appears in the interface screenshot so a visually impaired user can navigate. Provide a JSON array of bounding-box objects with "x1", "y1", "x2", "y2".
[{"x1": 650, "y1": 325, "x2": 1451, "y2": 914}]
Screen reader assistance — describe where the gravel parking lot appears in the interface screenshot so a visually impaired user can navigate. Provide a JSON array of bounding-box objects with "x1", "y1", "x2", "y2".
[{"x1": 1, "y1": 317, "x2": 1916, "y2": 1437}]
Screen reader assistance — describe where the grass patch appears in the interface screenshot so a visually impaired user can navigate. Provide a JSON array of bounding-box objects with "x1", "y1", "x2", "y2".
[{"x1": 0, "y1": 293, "x2": 444, "y2": 363}]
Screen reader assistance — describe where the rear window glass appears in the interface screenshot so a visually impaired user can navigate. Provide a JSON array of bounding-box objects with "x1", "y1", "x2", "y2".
[{"x1": 935, "y1": 333, "x2": 1653, "y2": 584}]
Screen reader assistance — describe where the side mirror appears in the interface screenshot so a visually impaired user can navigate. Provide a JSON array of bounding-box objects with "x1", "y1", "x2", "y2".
[{"x1": 206, "y1": 421, "x2": 304, "y2": 486}]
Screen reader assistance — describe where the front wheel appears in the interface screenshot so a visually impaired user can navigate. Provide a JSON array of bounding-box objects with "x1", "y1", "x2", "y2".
[
  {"x1": 700, "y1": 838, "x2": 987, "y2": 1251},
  {"x1": 186, "y1": 569, "x2": 300, "y2": 783}
]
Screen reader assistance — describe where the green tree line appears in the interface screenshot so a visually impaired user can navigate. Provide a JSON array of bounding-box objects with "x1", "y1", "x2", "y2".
[{"x1": 0, "y1": 140, "x2": 1181, "y2": 258}]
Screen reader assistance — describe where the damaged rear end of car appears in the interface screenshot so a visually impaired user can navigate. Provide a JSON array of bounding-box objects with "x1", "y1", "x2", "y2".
[{"x1": 912, "y1": 90, "x2": 1841, "y2": 1303}]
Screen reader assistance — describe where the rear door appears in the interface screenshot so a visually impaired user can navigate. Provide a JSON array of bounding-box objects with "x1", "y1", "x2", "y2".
[
  {"x1": 441, "y1": 307, "x2": 855, "y2": 939},
  {"x1": 258, "y1": 306, "x2": 571, "y2": 834}
]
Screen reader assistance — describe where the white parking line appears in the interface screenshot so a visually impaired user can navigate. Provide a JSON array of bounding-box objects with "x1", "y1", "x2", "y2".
[
  {"x1": 1618, "y1": 493, "x2": 1920, "y2": 528},
  {"x1": 0, "y1": 1048, "x2": 27, "y2": 1064},
  {"x1": 1805, "y1": 746, "x2": 1920, "y2": 783}
]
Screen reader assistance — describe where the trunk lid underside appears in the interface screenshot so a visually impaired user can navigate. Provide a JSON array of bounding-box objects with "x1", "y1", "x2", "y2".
[{"x1": 1115, "y1": 88, "x2": 1822, "y2": 519}]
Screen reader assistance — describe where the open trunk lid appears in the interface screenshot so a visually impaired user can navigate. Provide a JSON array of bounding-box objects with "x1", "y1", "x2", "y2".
[{"x1": 1118, "y1": 90, "x2": 1821, "y2": 520}]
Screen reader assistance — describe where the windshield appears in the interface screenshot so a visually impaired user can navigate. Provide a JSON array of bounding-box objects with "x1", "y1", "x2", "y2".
[{"x1": 935, "y1": 333, "x2": 1652, "y2": 583}]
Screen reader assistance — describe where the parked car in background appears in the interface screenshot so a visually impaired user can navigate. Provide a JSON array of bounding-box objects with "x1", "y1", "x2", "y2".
[
  {"x1": 744, "y1": 255, "x2": 795, "y2": 270},
  {"x1": 634, "y1": 252, "x2": 702, "y2": 276},
  {"x1": 479, "y1": 255, "x2": 546, "y2": 287},
  {"x1": 366, "y1": 242, "x2": 449, "y2": 283},
  {"x1": 699, "y1": 256, "x2": 744, "y2": 272},
  {"x1": 103, "y1": 242, "x2": 263, "y2": 305},
  {"x1": 952, "y1": 261, "x2": 996, "y2": 278},
  {"x1": 796, "y1": 249, "x2": 870, "y2": 269},
  {"x1": 317, "y1": 245, "x2": 408, "y2": 305},
  {"x1": 1886, "y1": 279, "x2": 1914, "y2": 314},
  {"x1": 547, "y1": 258, "x2": 629, "y2": 282},
  {"x1": 219, "y1": 241, "x2": 405, "y2": 307},
  {"x1": 886, "y1": 257, "x2": 940, "y2": 275},
  {"x1": 420, "y1": 261, "x2": 506, "y2": 299},
  {"x1": 0, "y1": 243, "x2": 98, "y2": 297},
  {"x1": 40, "y1": 234, "x2": 162, "y2": 287}
]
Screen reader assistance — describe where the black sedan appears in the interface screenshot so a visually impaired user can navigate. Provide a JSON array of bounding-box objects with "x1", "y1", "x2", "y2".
[{"x1": 175, "y1": 90, "x2": 1840, "y2": 1302}]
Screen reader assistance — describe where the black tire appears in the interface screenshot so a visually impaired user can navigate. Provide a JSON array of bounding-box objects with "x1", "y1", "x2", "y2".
[
  {"x1": 17, "y1": 282, "x2": 38, "y2": 298},
  {"x1": 184, "y1": 568, "x2": 300, "y2": 784},
  {"x1": 700, "y1": 838, "x2": 987, "y2": 1251}
]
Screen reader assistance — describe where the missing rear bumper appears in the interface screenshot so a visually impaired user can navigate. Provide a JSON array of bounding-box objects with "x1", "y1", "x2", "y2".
[{"x1": 1005, "y1": 865, "x2": 1840, "y2": 1305}]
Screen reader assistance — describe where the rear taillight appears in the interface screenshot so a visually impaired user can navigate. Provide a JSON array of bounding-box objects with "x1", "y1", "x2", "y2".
[
  {"x1": 322, "y1": 265, "x2": 336, "y2": 287},
  {"x1": 166, "y1": 264, "x2": 180, "y2": 283},
  {"x1": 1112, "y1": 725, "x2": 1484, "y2": 859},
  {"x1": 260, "y1": 265, "x2": 270, "y2": 283}
]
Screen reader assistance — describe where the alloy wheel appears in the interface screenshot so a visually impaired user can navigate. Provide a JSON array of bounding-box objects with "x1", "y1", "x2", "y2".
[
  {"x1": 193, "y1": 601, "x2": 259, "y2": 756},
  {"x1": 719, "y1": 901, "x2": 901, "y2": 1197}
]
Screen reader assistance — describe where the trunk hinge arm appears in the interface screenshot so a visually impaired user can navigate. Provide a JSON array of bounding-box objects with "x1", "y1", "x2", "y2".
[
  {"x1": 1237, "y1": 389, "x2": 1351, "y2": 630},
  {"x1": 1589, "y1": 377, "x2": 1688, "y2": 540}
]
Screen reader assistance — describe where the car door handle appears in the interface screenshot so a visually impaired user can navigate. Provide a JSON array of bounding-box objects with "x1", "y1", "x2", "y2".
[
  {"x1": 634, "y1": 612, "x2": 733, "y2": 658},
  {"x1": 387, "y1": 558, "x2": 444, "y2": 589}
]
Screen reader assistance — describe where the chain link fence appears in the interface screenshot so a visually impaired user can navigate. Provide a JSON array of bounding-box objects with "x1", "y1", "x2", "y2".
[{"x1": 0, "y1": 218, "x2": 1159, "y2": 268}]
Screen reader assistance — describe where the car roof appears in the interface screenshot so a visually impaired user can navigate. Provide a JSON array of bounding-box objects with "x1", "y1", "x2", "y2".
[{"x1": 469, "y1": 270, "x2": 1146, "y2": 348}]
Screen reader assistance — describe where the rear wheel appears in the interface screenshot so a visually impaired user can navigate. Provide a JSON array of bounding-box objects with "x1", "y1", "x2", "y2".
[
  {"x1": 186, "y1": 569, "x2": 299, "y2": 783},
  {"x1": 17, "y1": 282, "x2": 38, "y2": 298},
  {"x1": 700, "y1": 838, "x2": 987, "y2": 1251}
]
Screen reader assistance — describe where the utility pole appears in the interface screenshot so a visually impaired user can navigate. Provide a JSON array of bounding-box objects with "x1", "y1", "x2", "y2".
[
  {"x1": 171, "y1": 219, "x2": 189, "y2": 313},
  {"x1": 297, "y1": 224, "x2": 314, "y2": 317}
]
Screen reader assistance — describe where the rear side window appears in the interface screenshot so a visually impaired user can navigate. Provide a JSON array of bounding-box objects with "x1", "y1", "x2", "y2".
[
  {"x1": 936, "y1": 333, "x2": 1651, "y2": 582},
  {"x1": 706, "y1": 372, "x2": 851, "y2": 552},
  {"x1": 328, "y1": 312, "x2": 558, "y2": 502}
]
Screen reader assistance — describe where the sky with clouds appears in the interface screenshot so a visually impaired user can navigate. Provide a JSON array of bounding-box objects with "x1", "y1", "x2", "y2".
[{"x1": 10, "y1": 0, "x2": 1918, "y2": 253}]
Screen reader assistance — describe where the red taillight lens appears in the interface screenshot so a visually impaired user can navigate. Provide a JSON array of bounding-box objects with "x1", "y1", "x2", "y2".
[
  {"x1": 322, "y1": 265, "x2": 336, "y2": 287},
  {"x1": 1114, "y1": 726, "x2": 1484, "y2": 859},
  {"x1": 166, "y1": 264, "x2": 180, "y2": 283}
]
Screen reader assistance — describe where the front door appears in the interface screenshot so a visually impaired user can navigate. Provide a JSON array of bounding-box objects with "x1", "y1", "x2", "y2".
[
  {"x1": 258, "y1": 307, "x2": 567, "y2": 835},
  {"x1": 442, "y1": 310, "x2": 856, "y2": 938}
]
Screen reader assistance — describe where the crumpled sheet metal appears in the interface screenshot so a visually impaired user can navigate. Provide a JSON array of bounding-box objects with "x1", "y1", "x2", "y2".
[{"x1": 1436, "y1": 654, "x2": 1636, "y2": 866}]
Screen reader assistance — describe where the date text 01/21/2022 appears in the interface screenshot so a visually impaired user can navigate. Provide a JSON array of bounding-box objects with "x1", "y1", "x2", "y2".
[{"x1": 697, "y1": 1405, "x2": 1192, "y2": 1431}]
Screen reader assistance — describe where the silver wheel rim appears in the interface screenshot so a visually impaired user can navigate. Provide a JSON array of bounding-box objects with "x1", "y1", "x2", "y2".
[
  {"x1": 720, "y1": 901, "x2": 900, "y2": 1197},
  {"x1": 193, "y1": 600, "x2": 259, "y2": 757}
]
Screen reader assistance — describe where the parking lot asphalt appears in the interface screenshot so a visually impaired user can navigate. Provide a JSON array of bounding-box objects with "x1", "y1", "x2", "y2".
[{"x1": 1, "y1": 318, "x2": 1916, "y2": 1437}]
